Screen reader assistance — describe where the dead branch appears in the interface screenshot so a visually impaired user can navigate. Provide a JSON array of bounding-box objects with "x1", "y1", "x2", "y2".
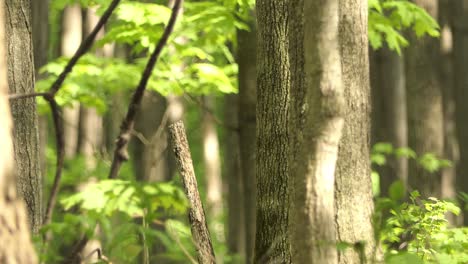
[{"x1": 168, "y1": 121, "x2": 216, "y2": 264}]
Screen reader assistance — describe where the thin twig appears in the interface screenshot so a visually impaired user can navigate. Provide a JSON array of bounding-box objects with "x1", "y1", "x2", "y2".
[
  {"x1": 42, "y1": 0, "x2": 122, "y2": 226},
  {"x1": 8, "y1": 92, "x2": 49, "y2": 100},
  {"x1": 108, "y1": 0, "x2": 183, "y2": 179}
]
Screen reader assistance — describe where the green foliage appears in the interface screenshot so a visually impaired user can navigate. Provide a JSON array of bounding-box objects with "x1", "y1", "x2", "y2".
[
  {"x1": 368, "y1": 0, "x2": 440, "y2": 54},
  {"x1": 375, "y1": 189, "x2": 467, "y2": 263}
]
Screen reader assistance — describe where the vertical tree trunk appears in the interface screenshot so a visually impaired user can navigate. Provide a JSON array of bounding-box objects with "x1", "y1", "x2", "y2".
[
  {"x1": 223, "y1": 94, "x2": 246, "y2": 259},
  {"x1": 31, "y1": 0, "x2": 49, "y2": 181},
  {"x1": 452, "y1": 0, "x2": 468, "y2": 225},
  {"x1": 77, "y1": 7, "x2": 105, "y2": 168},
  {"x1": 370, "y1": 47, "x2": 408, "y2": 195},
  {"x1": 405, "y1": 0, "x2": 444, "y2": 198},
  {"x1": 61, "y1": 4, "x2": 82, "y2": 158},
  {"x1": 202, "y1": 96, "x2": 223, "y2": 219},
  {"x1": 237, "y1": 14, "x2": 257, "y2": 263},
  {"x1": 288, "y1": 0, "x2": 343, "y2": 263},
  {"x1": 133, "y1": 92, "x2": 172, "y2": 182},
  {"x1": 5, "y1": 0, "x2": 43, "y2": 233},
  {"x1": 335, "y1": 0, "x2": 375, "y2": 262},
  {"x1": 0, "y1": 3, "x2": 38, "y2": 262},
  {"x1": 438, "y1": 0, "x2": 458, "y2": 204},
  {"x1": 255, "y1": 1, "x2": 291, "y2": 263}
]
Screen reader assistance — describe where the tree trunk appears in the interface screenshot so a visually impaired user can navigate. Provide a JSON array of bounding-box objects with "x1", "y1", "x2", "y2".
[
  {"x1": 237, "y1": 15, "x2": 257, "y2": 263},
  {"x1": 223, "y1": 94, "x2": 246, "y2": 260},
  {"x1": 133, "y1": 92, "x2": 172, "y2": 182},
  {"x1": 61, "y1": 4, "x2": 82, "y2": 158},
  {"x1": 31, "y1": 0, "x2": 49, "y2": 184},
  {"x1": 370, "y1": 47, "x2": 408, "y2": 195},
  {"x1": 335, "y1": 0, "x2": 375, "y2": 263},
  {"x1": 5, "y1": 0, "x2": 43, "y2": 233},
  {"x1": 202, "y1": 96, "x2": 223, "y2": 219},
  {"x1": 405, "y1": 0, "x2": 444, "y2": 198},
  {"x1": 255, "y1": 1, "x2": 291, "y2": 263},
  {"x1": 0, "y1": 3, "x2": 38, "y2": 261},
  {"x1": 452, "y1": 0, "x2": 468, "y2": 225},
  {"x1": 438, "y1": 0, "x2": 458, "y2": 205},
  {"x1": 288, "y1": 0, "x2": 343, "y2": 262}
]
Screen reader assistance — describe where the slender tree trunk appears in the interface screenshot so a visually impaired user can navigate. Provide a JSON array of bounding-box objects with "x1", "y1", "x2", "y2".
[
  {"x1": 237, "y1": 14, "x2": 257, "y2": 263},
  {"x1": 0, "y1": 3, "x2": 38, "y2": 262},
  {"x1": 405, "y1": 0, "x2": 444, "y2": 198},
  {"x1": 335, "y1": 0, "x2": 375, "y2": 263},
  {"x1": 133, "y1": 92, "x2": 172, "y2": 182},
  {"x1": 288, "y1": 0, "x2": 343, "y2": 263},
  {"x1": 453, "y1": 0, "x2": 468, "y2": 225},
  {"x1": 255, "y1": 1, "x2": 291, "y2": 263},
  {"x1": 223, "y1": 94, "x2": 246, "y2": 260},
  {"x1": 5, "y1": 0, "x2": 43, "y2": 233},
  {"x1": 202, "y1": 96, "x2": 223, "y2": 219},
  {"x1": 370, "y1": 47, "x2": 408, "y2": 195},
  {"x1": 438, "y1": 0, "x2": 458, "y2": 204},
  {"x1": 61, "y1": 4, "x2": 82, "y2": 158}
]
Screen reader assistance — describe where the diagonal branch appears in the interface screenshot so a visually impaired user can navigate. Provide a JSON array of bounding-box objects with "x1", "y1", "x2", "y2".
[
  {"x1": 41, "y1": 0, "x2": 122, "y2": 226},
  {"x1": 108, "y1": 0, "x2": 183, "y2": 179}
]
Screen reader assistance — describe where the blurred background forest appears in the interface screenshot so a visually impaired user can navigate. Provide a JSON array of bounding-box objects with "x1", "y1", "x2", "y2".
[{"x1": 2, "y1": 0, "x2": 468, "y2": 263}]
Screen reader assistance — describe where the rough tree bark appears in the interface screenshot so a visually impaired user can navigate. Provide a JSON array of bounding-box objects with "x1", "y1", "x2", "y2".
[
  {"x1": 288, "y1": 0, "x2": 343, "y2": 263},
  {"x1": 405, "y1": 0, "x2": 444, "y2": 198},
  {"x1": 237, "y1": 13, "x2": 257, "y2": 263},
  {"x1": 169, "y1": 121, "x2": 216, "y2": 264},
  {"x1": 255, "y1": 1, "x2": 291, "y2": 263},
  {"x1": 5, "y1": 0, "x2": 43, "y2": 233},
  {"x1": 0, "y1": 2, "x2": 38, "y2": 261},
  {"x1": 335, "y1": 0, "x2": 376, "y2": 262}
]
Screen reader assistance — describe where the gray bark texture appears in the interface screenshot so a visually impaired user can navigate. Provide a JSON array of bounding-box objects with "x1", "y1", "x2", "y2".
[
  {"x1": 5, "y1": 0, "x2": 43, "y2": 233},
  {"x1": 335, "y1": 0, "x2": 376, "y2": 263},
  {"x1": 0, "y1": 3, "x2": 38, "y2": 262},
  {"x1": 223, "y1": 94, "x2": 246, "y2": 259},
  {"x1": 255, "y1": 0, "x2": 291, "y2": 263},
  {"x1": 370, "y1": 47, "x2": 408, "y2": 195},
  {"x1": 237, "y1": 14, "x2": 257, "y2": 263},
  {"x1": 288, "y1": 0, "x2": 343, "y2": 263},
  {"x1": 169, "y1": 121, "x2": 216, "y2": 264},
  {"x1": 452, "y1": 0, "x2": 468, "y2": 224},
  {"x1": 405, "y1": 0, "x2": 444, "y2": 198}
]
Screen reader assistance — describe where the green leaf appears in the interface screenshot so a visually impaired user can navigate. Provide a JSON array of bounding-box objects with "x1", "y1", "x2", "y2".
[{"x1": 389, "y1": 180, "x2": 405, "y2": 201}]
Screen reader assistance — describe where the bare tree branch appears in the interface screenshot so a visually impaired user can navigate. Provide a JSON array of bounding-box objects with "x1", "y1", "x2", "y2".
[{"x1": 108, "y1": 0, "x2": 183, "y2": 179}]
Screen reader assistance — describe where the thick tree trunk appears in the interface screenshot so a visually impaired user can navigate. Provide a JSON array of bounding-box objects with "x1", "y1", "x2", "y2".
[
  {"x1": 223, "y1": 94, "x2": 246, "y2": 259},
  {"x1": 255, "y1": 1, "x2": 291, "y2": 263},
  {"x1": 5, "y1": 0, "x2": 43, "y2": 233},
  {"x1": 237, "y1": 16, "x2": 257, "y2": 263},
  {"x1": 405, "y1": 0, "x2": 444, "y2": 198},
  {"x1": 452, "y1": 0, "x2": 468, "y2": 225},
  {"x1": 0, "y1": 3, "x2": 38, "y2": 261},
  {"x1": 61, "y1": 4, "x2": 82, "y2": 158},
  {"x1": 335, "y1": 0, "x2": 375, "y2": 263},
  {"x1": 370, "y1": 47, "x2": 408, "y2": 195},
  {"x1": 288, "y1": 0, "x2": 343, "y2": 263}
]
